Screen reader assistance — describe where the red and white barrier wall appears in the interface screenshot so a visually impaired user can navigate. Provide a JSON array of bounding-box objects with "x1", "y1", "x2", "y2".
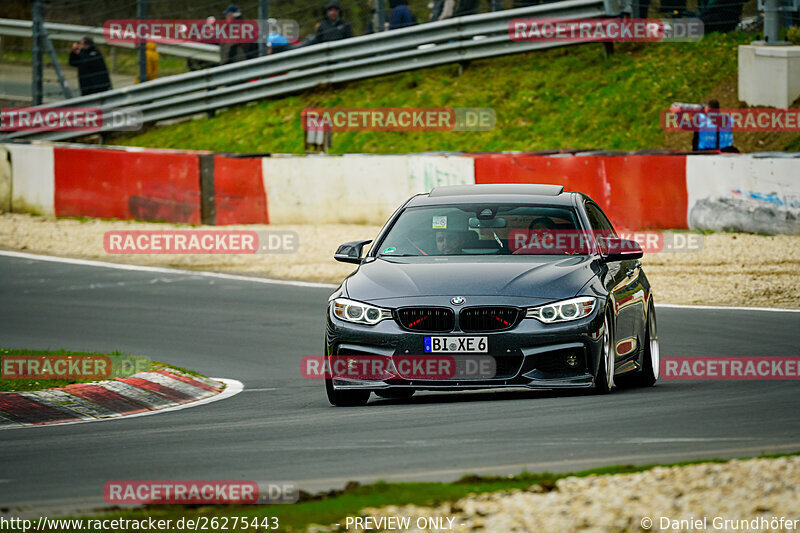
[{"x1": 2, "y1": 142, "x2": 799, "y2": 233}]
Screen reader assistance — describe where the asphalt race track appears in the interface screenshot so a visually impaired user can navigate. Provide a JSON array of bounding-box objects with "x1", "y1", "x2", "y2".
[{"x1": 1, "y1": 253, "x2": 799, "y2": 514}]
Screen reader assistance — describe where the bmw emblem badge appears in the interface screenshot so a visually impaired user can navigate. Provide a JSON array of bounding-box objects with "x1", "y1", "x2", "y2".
[{"x1": 451, "y1": 296, "x2": 466, "y2": 306}]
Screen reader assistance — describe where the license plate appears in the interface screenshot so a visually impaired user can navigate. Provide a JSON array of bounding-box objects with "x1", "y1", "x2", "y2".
[{"x1": 424, "y1": 336, "x2": 488, "y2": 353}]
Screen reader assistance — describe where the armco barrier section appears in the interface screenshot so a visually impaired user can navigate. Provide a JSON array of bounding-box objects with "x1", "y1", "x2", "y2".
[
  {"x1": 262, "y1": 155, "x2": 475, "y2": 224},
  {"x1": 686, "y1": 155, "x2": 800, "y2": 235},
  {"x1": 5, "y1": 143, "x2": 55, "y2": 216},
  {"x1": 214, "y1": 155, "x2": 269, "y2": 225},
  {"x1": 471, "y1": 153, "x2": 689, "y2": 230},
  {"x1": 53, "y1": 146, "x2": 203, "y2": 223}
]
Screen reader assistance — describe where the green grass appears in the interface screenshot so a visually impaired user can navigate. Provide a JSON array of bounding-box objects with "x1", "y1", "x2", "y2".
[
  {"x1": 112, "y1": 32, "x2": 792, "y2": 154},
  {"x1": 62, "y1": 452, "x2": 799, "y2": 532},
  {"x1": 0, "y1": 348, "x2": 186, "y2": 392}
]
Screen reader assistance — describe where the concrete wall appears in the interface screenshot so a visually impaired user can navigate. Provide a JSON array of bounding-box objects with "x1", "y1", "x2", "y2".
[
  {"x1": 262, "y1": 155, "x2": 475, "y2": 224},
  {"x1": 687, "y1": 155, "x2": 800, "y2": 234},
  {"x1": 5, "y1": 143, "x2": 55, "y2": 216},
  {"x1": 739, "y1": 45, "x2": 800, "y2": 108}
]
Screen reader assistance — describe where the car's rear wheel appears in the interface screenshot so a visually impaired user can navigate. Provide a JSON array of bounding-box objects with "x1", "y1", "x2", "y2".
[
  {"x1": 375, "y1": 388, "x2": 415, "y2": 399},
  {"x1": 594, "y1": 310, "x2": 615, "y2": 394},
  {"x1": 632, "y1": 299, "x2": 659, "y2": 387}
]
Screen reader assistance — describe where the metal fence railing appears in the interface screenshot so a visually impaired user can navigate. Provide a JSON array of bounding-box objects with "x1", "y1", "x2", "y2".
[
  {"x1": 0, "y1": 18, "x2": 221, "y2": 61},
  {"x1": 1, "y1": 0, "x2": 621, "y2": 143}
]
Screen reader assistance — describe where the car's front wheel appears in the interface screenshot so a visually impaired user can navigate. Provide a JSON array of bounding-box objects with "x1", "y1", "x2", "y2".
[
  {"x1": 594, "y1": 310, "x2": 615, "y2": 394},
  {"x1": 325, "y1": 376, "x2": 370, "y2": 406}
]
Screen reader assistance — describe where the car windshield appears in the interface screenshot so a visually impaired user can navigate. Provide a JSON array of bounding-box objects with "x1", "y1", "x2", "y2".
[{"x1": 376, "y1": 204, "x2": 584, "y2": 256}]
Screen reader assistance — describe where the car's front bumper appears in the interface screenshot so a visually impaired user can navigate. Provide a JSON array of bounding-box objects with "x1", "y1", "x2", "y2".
[{"x1": 325, "y1": 302, "x2": 606, "y2": 392}]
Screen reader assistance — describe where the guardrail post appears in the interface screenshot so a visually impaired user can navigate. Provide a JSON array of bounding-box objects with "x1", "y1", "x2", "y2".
[
  {"x1": 137, "y1": 0, "x2": 147, "y2": 83},
  {"x1": 258, "y1": 0, "x2": 269, "y2": 57},
  {"x1": 199, "y1": 154, "x2": 217, "y2": 225},
  {"x1": 377, "y1": 0, "x2": 386, "y2": 31},
  {"x1": 32, "y1": 0, "x2": 44, "y2": 105}
]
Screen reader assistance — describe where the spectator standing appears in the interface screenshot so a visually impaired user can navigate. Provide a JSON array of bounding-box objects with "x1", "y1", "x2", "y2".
[
  {"x1": 221, "y1": 4, "x2": 258, "y2": 64},
  {"x1": 389, "y1": 0, "x2": 417, "y2": 29},
  {"x1": 315, "y1": 0, "x2": 353, "y2": 43},
  {"x1": 693, "y1": 100, "x2": 735, "y2": 152},
  {"x1": 68, "y1": 36, "x2": 112, "y2": 95},
  {"x1": 145, "y1": 42, "x2": 159, "y2": 81}
]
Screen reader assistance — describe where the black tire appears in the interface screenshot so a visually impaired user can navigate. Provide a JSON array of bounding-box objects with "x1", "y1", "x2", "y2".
[
  {"x1": 375, "y1": 388, "x2": 415, "y2": 399},
  {"x1": 594, "y1": 310, "x2": 615, "y2": 394},
  {"x1": 325, "y1": 376, "x2": 370, "y2": 406},
  {"x1": 632, "y1": 300, "x2": 659, "y2": 387}
]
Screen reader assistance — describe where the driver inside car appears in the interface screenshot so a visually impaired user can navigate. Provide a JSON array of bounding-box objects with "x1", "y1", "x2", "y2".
[{"x1": 434, "y1": 230, "x2": 467, "y2": 255}]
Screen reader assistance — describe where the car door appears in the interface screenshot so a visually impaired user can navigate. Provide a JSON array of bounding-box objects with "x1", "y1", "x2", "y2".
[{"x1": 584, "y1": 201, "x2": 644, "y2": 367}]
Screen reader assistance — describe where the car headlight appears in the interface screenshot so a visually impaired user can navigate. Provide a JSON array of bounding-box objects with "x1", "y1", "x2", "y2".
[
  {"x1": 526, "y1": 297, "x2": 596, "y2": 323},
  {"x1": 332, "y1": 298, "x2": 392, "y2": 325}
]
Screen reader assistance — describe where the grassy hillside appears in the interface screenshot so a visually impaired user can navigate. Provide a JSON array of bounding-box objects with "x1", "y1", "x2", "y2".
[{"x1": 113, "y1": 32, "x2": 800, "y2": 154}]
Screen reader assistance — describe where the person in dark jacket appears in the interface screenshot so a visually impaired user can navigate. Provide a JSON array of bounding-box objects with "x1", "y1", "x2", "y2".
[
  {"x1": 68, "y1": 37, "x2": 112, "y2": 95},
  {"x1": 315, "y1": 0, "x2": 353, "y2": 43},
  {"x1": 389, "y1": 0, "x2": 417, "y2": 29},
  {"x1": 221, "y1": 4, "x2": 259, "y2": 64}
]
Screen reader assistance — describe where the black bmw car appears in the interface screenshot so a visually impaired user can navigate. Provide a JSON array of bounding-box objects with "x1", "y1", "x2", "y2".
[{"x1": 325, "y1": 184, "x2": 659, "y2": 406}]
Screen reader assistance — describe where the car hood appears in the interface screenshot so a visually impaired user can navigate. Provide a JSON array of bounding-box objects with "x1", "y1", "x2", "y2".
[{"x1": 344, "y1": 255, "x2": 596, "y2": 303}]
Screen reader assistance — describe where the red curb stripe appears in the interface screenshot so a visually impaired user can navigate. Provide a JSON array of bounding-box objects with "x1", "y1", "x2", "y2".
[
  {"x1": 157, "y1": 369, "x2": 221, "y2": 393},
  {"x1": 117, "y1": 377, "x2": 193, "y2": 403},
  {"x1": 0, "y1": 393, "x2": 81, "y2": 424},
  {"x1": 62, "y1": 384, "x2": 150, "y2": 415}
]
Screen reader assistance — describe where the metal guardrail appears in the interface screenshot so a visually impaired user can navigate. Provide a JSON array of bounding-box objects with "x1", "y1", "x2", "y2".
[
  {"x1": 0, "y1": 18, "x2": 220, "y2": 61},
  {"x1": 1, "y1": 0, "x2": 620, "y2": 142}
]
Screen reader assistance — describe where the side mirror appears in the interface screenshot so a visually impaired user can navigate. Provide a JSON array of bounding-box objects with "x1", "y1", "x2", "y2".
[
  {"x1": 599, "y1": 236, "x2": 644, "y2": 262},
  {"x1": 334, "y1": 240, "x2": 372, "y2": 264}
]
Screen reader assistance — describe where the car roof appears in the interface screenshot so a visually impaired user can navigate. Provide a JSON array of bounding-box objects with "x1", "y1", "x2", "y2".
[{"x1": 407, "y1": 184, "x2": 576, "y2": 207}]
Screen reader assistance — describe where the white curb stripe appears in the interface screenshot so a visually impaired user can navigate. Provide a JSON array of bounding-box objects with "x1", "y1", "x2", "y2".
[
  {"x1": 1, "y1": 378, "x2": 243, "y2": 431},
  {"x1": 97, "y1": 381, "x2": 174, "y2": 409},
  {"x1": 136, "y1": 372, "x2": 214, "y2": 399},
  {"x1": 162, "y1": 369, "x2": 223, "y2": 390},
  {"x1": 21, "y1": 390, "x2": 117, "y2": 419},
  {"x1": 17, "y1": 391, "x2": 93, "y2": 421}
]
